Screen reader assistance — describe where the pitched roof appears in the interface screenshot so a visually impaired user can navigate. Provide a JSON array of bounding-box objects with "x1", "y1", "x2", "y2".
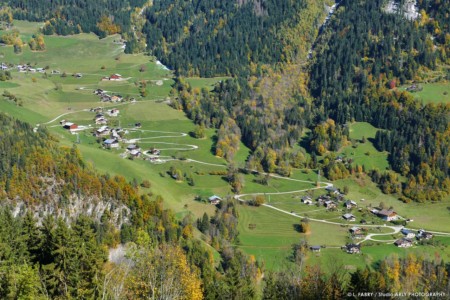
[{"x1": 208, "y1": 195, "x2": 222, "y2": 201}]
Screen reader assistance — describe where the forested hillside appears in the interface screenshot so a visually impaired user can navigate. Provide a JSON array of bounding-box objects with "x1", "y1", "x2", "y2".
[
  {"x1": 143, "y1": 0, "x2": 330, "y2": 76},
  {"x1": 172, "y1": 0, "x2": 450, "y2": 202},
  {"x1": 5, "y1": 0, "x2": 146, "y2": 37},
  {"x1": 309, "y1": 0, "x2": 450, "y2": 201}
]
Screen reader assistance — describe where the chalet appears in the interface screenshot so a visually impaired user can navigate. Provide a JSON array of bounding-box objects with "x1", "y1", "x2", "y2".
[
  {"x1": 208, "y1": 195, "x2": 222, "y2": 205},
  {"x1": 109, "y1": 74, "x2": 122, "y2": 81},
  {"x1": 129, "y1": 149, "x2": 141, "y2": 157},
  {"x1": 93, "y1": 89, "x2": 105, "y2": 95},
  {"x1": 324, "y1": 200, "x2": 337, "y2": 209},
  {"x1": 110, "y1": 129, "x2": 122, "y2": 140},
  {"x1": 63, "y1": 122, "x2": 78, "y2": 131},
  {"x1": 110, "y1": 95, "x2": 123, "y2": 102},
  {"x1": 301, "y1": 195, "x2": 313, "y2": 205},
  {"x1": 394, "y1": 238, "x2": 413, "y2": 248},
  {"x1": 100, "y1": 95, "x2": 111, "y2": 102},
  {"x1": 91, "y1": 107, "x2": 103, "y2": 113},
  {"x1": 401, "y1": 228, "x2": 415, "y2": 239},
  {"x1": 96, "y1": 126, "x2": 110, "y2": 137},
  {"x1": 95, "y1": 116, "x2": 108, "y2": 125},
  {"x1": 377, "y1": 209, "x2": 398, "y2": 221},
  {"x1": 126, "y1": 144, "x2": 140, "y2": 152},
  {"x1": 149, "y1": 148, "x2": 161, "y2": 155},
  {"x1": 344, "y1": 200, "x2": 357, "y2": 209},
  {"x1": 417, "y1": 229, "x2": 433, "y2": 240},
  {"x1": 303, "y1": 199, "x2": 313, "y2": 205},
  {"x1": 343, "y1": 213, "x2": 356, "y2": 222},
  {"x1": 103, "y1": 139, "x2": 119, "y2": 149},
  {"x1": 107, "y1": 108, "x2": 119, "y2": 117},
  {"x1": 345, "y1": 244, "x2": 361, "y2": 254},
  {"x1": 326, "y1": 186, "x2": 339, "y2": 194},
  {"x1": 349, "y1": 227, "x2": 362, "y2": 235},
  {"x1": 310, "y1": 246, "x2": 321, "y2": 252},
  {"x1": 17, "y1": 65, "x2": 27, "y2": 72}
]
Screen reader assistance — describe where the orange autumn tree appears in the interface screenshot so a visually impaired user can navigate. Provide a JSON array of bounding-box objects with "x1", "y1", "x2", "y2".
[{"x1": 96, "y1": 15, "x2": 121, "y2": 37}]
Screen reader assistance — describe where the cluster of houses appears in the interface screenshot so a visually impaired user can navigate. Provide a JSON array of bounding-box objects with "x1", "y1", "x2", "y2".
[
  {"x1": 309, "y1": 243, "x2": 361, "y2": 254},
  {"x1": 94, "y1": 110, "x2": 118, "y2": 124},
  {"x1": 126, "y1": 144, "x2": 142, "y2": 158},
  {"x1": 394, "y1": 228, "x2": 433, "y2": 248},
  {"x1": 93, "y1": 89, "x2": 125, "y2": 103},
  {"x1": 17, "y1": 64, "x2": 46, "y2": 73}
]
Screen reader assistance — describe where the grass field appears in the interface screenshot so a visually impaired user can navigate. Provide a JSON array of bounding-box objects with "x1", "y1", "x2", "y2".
[
  {"x1": 400, "y1": 82, "x2": 450, "y2": 104},
  {"x1": 338, "y1": 122, "x2": 389, "y2": 170}
]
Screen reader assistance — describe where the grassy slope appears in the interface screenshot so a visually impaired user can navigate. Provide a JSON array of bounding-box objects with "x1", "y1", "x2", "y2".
[{"x1": 400, "y1": 83, "x2": 450, "y2": 104}]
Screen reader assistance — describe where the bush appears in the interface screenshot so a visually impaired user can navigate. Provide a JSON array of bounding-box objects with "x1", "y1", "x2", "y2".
[{"x1": 140, "y1": 180, "x2": 151, "y2": 188}]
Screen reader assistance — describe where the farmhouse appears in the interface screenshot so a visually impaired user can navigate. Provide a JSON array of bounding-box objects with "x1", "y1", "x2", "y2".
[
  {"x1": 345, "y1": 244, "x2": 361, "y2": 254},
  {"x1": 149, "y1": 148, "x2": 161, "y2": 155},
  {"x1": 344, "y1": 200, "x2": 357, "y2": 209},
  {"x1": 349, "y1": 227, "x2": 362, "y2": 235},
  {"x1": 129, "y1": 149, "x2": 141, "y2": 157},
  {"x1": 401, "y1": 228, "x2": 415, "y2": 239},
  {"x1": 324, "y1": 200, "x2": 337, "y2": 209},
  {"x1": 326, "y1": 186, "x2": 340, "y2": 195},
  {"x1": 208, "y1": 195, "x2": 222, "y2": 205},
  {"x1": 101, "y1": 95, "x2": 111, "y2": 102},
  {"x1": 417, "y1": 229, "x2": 433, "y2": 240},
  {"x1": 95, "y1": 116, "x2": 108, "y2": 125},
  {"x1": 96, "y1": 126, "x2": 110, "y2": 137},
  {"x1": 93, "y1": 89, "x2": 105, "y2": 95},
  {"x1": 103, "y1": 139, "x2": 119, "y2": 149},
  {"x1": 301, "y1": 195, "x2": 313, "y2": 205},
  {"x1": 377, "y1": 209, "x2": 397, "y2": 221},
  {"x1": 310, "y1": 246, "x2": 321, "y2": 252},
  {"x1": 109, "y1": 73, "x2": 122, "y2": 81},
  {"x1": 394, "y1": 238, "x2": 413, "y2": 248},
  {"x1": 126, "y1": 144, "x2": 140, "y2": 152},
  {"x1": 110, "y1": 95, "x2": 123, "y2": 102},
  {"x1": 343, "y1": 213, "x2": 356, "y2": 221},
  {"x1": 63, "y1": 122, "x2": 78, "y2": 131}
]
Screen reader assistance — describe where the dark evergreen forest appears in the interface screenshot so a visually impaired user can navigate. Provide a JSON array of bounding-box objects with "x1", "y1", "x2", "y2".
[
  {"x1": 143, "y1": 0, "x2": 326, "y2": 76},
  {"x1": 6, "y1": 0, "x2": 146, "y2": 36}
]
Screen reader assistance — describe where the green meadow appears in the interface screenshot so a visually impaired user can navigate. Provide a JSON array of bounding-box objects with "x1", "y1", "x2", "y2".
[{"x1": 400, "y1": 82, "x2": 450, "y2": 104}]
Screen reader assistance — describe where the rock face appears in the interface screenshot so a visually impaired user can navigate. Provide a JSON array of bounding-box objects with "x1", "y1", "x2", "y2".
[
  {"x1": 8, "y1": 177, "x2": 130, "y2": 227},
  {"x1": 384, "y1": 0, "x2": 420, "y2": 20}
]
